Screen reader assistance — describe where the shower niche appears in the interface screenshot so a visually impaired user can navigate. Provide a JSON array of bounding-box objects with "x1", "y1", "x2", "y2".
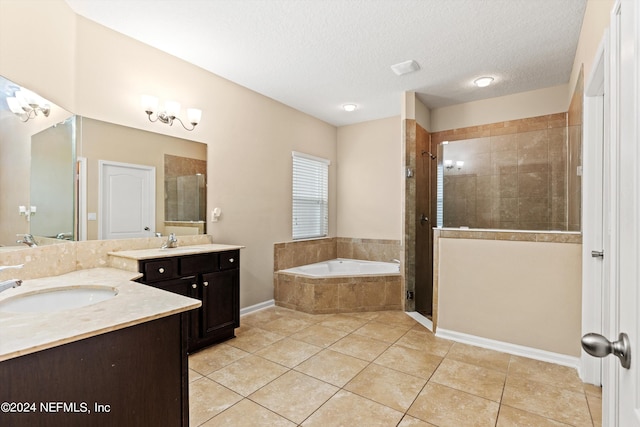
[{"x1": 164, "y1": 154, "x2": 207, "y2": 235}]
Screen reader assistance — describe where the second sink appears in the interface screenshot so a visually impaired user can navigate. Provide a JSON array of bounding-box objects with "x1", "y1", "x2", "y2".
[{"x1": 0, "y1": 286, "x2": 118, "y2": 313}]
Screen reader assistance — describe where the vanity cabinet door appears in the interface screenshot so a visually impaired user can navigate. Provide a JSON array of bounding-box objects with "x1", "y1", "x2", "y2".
[{"x1": 200, "y1": 270, "x2": 239, "y2": 341}]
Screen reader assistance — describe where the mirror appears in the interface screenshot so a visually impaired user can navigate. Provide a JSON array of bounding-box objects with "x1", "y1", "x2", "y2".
[{"x1": 0, "y1": 75, "x2": 207, "y2": 247}]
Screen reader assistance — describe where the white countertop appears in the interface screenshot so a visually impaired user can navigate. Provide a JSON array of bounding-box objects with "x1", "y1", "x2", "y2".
[
  {"x1": 0, "y1": 268, "x2": 201, "y2": 362},
  {"x1": 109, "y1": 243, "x2": 245, "y2": 260}
]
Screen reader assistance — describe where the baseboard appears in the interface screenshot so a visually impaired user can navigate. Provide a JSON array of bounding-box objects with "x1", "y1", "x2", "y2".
[
  {"x1": 406, "y1": 311, "x2": 433, "y2": 332},
  {"x1": 436, "y1": 328, "x2": 581, "y2": 371},
  {"x1": 240, "y1": 299, "x2": 275, "y2": 316}
]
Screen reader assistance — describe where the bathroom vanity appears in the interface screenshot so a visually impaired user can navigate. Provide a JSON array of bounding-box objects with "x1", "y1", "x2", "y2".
[
  {"x1": 0, "y1": 268, "x2": 201, "y2": 427},
  {"x1": 109, "y1": 244, "x2": 243, "y2": 353}
]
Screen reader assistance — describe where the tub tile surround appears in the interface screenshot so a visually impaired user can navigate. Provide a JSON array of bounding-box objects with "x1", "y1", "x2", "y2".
[
  {"x1": 188, "y1": 306, "x2": 601, "y2": 426},
  {"x1": 273, "y1": 238, "x2": 403, "y2": 314}
]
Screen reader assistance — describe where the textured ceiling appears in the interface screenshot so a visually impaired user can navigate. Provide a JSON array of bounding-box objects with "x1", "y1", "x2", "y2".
[{"x1": 64, "y1": 0, "x2": 587, "y2": 126}]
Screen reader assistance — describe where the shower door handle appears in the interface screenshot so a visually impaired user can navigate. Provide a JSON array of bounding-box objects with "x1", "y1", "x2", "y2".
[{"x1": 420, "y1": 213, "x2": 429, "y2": 226}]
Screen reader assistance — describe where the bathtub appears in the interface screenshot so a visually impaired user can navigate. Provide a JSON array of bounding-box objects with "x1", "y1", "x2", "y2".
[
  {"x1": 275, "y1": 258, "x2": 402, "y2": 314},
  {"x1": 281, "y1": 258, "x2": 400, "y2": 277}
]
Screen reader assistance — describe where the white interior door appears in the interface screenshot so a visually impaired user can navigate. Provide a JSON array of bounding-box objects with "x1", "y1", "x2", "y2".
[
  {"x1": 603, "y1": 1, "x2": 639, "y2": 425},
  {"x1": 99, "y1": 160, "x2": 155, "y2": 240}
]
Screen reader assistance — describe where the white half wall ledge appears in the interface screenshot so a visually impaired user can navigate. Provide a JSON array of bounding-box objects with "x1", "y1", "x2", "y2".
[
  {"x1": 436, "y1": 328, "x2": 581, "y2": 372},
  {"x1": 240, "y1": 299, "x2": 275, "y2": 316}
]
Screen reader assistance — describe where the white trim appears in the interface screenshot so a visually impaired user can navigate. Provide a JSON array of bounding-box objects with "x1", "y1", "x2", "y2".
[
  {"x1": 291, "y1": 151, "x2": 331, "y2": 165},
  {"x1": 580, "y1": 29, "x2": 608, "y2": 386},
  {"x1": 436, "y1": 328, "x2": 581, "y2": 370},
  {"x1": 77, "y1": 156, "x2": 87, "y2": 241},
  {"x1": 406, "y1": 311, "x2": 433, "y2": 332},
  {"x1": 240, "y1": 299, "x2": 275, "y2": 316}
]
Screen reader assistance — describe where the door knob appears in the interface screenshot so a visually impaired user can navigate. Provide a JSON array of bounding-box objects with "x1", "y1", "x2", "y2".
[
  {"x1": 420, "y1": 213, "x2": 429, "y2": 226},
  {"x1": 581, "y1": 332, "x2": 631, "y2": 369}
]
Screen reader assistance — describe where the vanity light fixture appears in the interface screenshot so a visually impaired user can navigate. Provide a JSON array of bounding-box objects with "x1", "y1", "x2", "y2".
[
  {"x1": 456, "y1": 160, "x2": 465, "y2": 170},
  {"x1": 342, "y1": 104, "x2": 357, "y2": 112},
  {"x1": 142, "y1": 95, "x2": 202, "y2": 131},
  {"x1": 6, "y1": 88, "x2": 51, "y2": 122},
  {"x1": 444, "y1": 160, "x2": 454, "y2": 169},
  {"x1": 474, "y1": 77, "x2": 494, "y2": 88}
]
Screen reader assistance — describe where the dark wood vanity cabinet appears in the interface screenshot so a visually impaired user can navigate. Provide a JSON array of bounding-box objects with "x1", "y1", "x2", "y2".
[{"x1": 137, "y1": 250, "x2": 240, "y2": 352}]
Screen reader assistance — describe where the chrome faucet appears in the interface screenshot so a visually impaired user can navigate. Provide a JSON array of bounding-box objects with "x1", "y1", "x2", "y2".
[
  {"x1": 0, "y1": 264, "x2": 23, "y2": 293},
  {"x1": 161, "y1": 233, "x2": 178, "y2": 249},
  {"x1": 391, "y1": 259, "x2": 401, "y2": 264},
  {"x1": 16, "y1": 234, "x2": 38, "y2": 247}
]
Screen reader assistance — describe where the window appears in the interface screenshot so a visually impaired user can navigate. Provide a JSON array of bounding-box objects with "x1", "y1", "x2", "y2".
[{"x1": 292, "y1": 151, "x2": 330, "y2": 240}]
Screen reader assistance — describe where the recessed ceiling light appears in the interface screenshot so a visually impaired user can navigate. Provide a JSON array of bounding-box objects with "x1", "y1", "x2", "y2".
[
  {"x1": 391, "y1": 60, "x2": 420, "y2": 76},
  {"x1": 474, "y1": 77, "x2": 494, "y2": 87},
  {"x1": 342, "y1": 104, "x2": 357, "y2": 112}
]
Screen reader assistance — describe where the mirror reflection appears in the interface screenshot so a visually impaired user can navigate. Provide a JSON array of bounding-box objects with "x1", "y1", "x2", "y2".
[{"x1": 0, "y1": 75, "x2": 207, "y2": 248}]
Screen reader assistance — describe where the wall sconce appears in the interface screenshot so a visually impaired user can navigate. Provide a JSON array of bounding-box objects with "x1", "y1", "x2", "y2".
[
  {"x1": 141, "y1": 95, "x2": 202, "y2": 131},
  {"x1": 456, "y1": 161, "x2": 464, "y2": 170},
  {"x1": 444, "y1": 160, "x2": 453, "y2": 170},
  {"x1": 6, "y1": 89, "x2": 51, "y2": 122}
]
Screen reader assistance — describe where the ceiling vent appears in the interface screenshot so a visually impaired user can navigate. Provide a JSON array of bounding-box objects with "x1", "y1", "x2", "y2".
[{"x1": 391, "y1": 60, "x2": 420, "y2": 76}]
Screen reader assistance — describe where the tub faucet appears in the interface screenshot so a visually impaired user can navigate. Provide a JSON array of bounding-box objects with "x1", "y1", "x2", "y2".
[
  {"x1": 391, "y1": 259, "x2": 401, "y2": 264},
  {"x1": 0, "y1": 264, "x2": 23, "y2": 294},
  {"x1": 162, "y1": 233, "x2": 178, "y2": 249},
  {"x1": 16, "y1": 234, "x2": 37, "y2": 247}
]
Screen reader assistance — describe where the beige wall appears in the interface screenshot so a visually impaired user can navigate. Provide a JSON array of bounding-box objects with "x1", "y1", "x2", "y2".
[
  {"x1": 568, "y1": 0, "x2": 614, "y2": 104},
  {"x1": 0, "y1": 0, "x2": 337, "y2": 308},
  {"x1": 437, "y1": 238, "x2": 582, "y2": 356},
  {"x1": 336, "y1": 116, "x2": 402, "y2": 240},
  {"x1": 430, "y1": 84, "x2": 568, "y2": 132}
]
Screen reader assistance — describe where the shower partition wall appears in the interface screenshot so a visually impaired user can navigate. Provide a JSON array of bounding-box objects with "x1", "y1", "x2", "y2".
[{"x1": 437, "y1": 120, "x2": 581, "y2": 231}]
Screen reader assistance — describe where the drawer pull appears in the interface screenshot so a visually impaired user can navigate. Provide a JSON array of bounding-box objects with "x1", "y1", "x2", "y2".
[
  {"x1": 192, "y1": 283, "x2": 197, "y2": 289},
  {"x1": 229, "y1": 258, "x2": 235, "y2": 263},
  {"x1": 203, "y1": 281, "x2": 209, "y2": 287},
  {"x1": 158, "y1": 268, "x2": 165, "y2": 274}
]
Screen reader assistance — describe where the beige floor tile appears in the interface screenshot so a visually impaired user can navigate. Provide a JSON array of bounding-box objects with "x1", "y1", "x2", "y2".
[
  {"x1": 398, "y1": 415, "x2": 438, "y2": 426},
  {"x1": 249, "y1": 370, "x2": 338, "y2": 424},
  {"x1": 241, "y1": 308, "x2": 285, "y2": 326},
  {"x1": 329, "y1": 333, "x2": 391, "y2": 361},
  {"x1": 260, "y1": 316, "x2": 316, "y2": 336},
  {"x1": 317, "y1": 314, "x2": 369, "y2": 332},
  {"x1": 201, "y1": 399, "x2": 296, "y2": 427},
  {"x1": 431, "y1": 358, "x2": 506, "y2": 402},
  {"x1": 301, "y1": 390, "x2": 404, "y2": 427},
  {"x1": 395, "y1": 328, "x2": 453, "y2": 357},
  {"x1": 345, "y1": 363, "x2": 427, "y2": 412},
  {"x1": 189, "y1": 377, "x2": 243, "y2": 427},
  {"x1": 226, "y1": 326, "x2": 285, "y2": 353},
  {"x1": 502, "y1": 376, "x2": 592, "y2": 426},
  {"x1": 508, "y1": 355, "x2": 585, "y2": 393},
  {"x1": 353, "y1": 321, "x2": 413, "y2": 343},
  {"x1": 189, "y1": 368, "x2": 203, "y2": 383},
  {"x1": 206, "y1": 354, "x2": 289, "y2": 396},
  {"x1": 407, "y1": 382, "x2": 499, "y2": 427},
  {"x1": 189, "y1": 343, "x2": 250, "y2": 375},
  {"x1": 374, "y1": 344, "x2": 442, "y2": 379},
  {"x1": 446, "y1": 342, "x2": 511, "y2": 373},
  {"x1": 584, "y1": 383, "x2": 603, "y2": 397},
  {"x1": 254, "y1": 337, "x2": 322, "y2": 368},
  {"x1": 290, "y1": 323, "x2": 350, "y2": 347},
  {"x1": 374, "y1": 310, "x2": 418, "y2": 327},
  {"x1": 295, "y1": 349, "x2": 369, "y2": 387},
  {"x1": 586, "y1": 393, "x2": 602, "y2": 427},
  {"x1": 343, "y1": 311, "x2": 382, "y2": 320},
  {"x1": 496, "y1": 405, "x2": 571, "y2": 426}
]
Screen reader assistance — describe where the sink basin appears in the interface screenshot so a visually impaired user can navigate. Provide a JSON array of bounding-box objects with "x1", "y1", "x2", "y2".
[{"x1": 0, "y1": 286, "x2": 118, "y2": 313}]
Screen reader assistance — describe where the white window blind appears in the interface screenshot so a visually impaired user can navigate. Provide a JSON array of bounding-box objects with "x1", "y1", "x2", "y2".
[{"x1": 292, "y1": 151, "x2": 330, "y2": 240}]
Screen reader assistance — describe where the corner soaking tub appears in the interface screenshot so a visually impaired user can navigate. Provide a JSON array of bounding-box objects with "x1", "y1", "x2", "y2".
[{"x1": 275, "y1": 258, "x2": 402, "y2": 314}]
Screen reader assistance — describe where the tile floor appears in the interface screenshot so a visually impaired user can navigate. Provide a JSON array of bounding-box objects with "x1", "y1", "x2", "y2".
[{"x1": 188, "y1": 307, "x2": 602, "y2": 427}]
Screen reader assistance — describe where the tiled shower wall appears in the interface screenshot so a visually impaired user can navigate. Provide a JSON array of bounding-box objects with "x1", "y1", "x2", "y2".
[
  {"x1": 273, "y1": 238, "x2": 401, "y2": 271},
  {"x1": 432, "y1": 113, "x2": 579, "y2": 231}
]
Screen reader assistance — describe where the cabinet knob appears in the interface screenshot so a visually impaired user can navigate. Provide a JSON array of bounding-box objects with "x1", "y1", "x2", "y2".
[
  {"x1": 203, "y1": 281, "x2": 209, "y2": 287},
  {"x1": 158, "y1": 267, "x2": 165, "y2": 274},
  {"x1": 192, "y1": 283, "x2": 197, "y2": 289},
  {"x1": 229, "y1": 258, "x2": 235, "y2": 263}
]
